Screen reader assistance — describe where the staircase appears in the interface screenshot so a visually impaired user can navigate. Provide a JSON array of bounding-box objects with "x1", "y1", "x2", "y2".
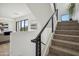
[{"x1": 48, "y1": 21, "x2": 79, "y2": 56}]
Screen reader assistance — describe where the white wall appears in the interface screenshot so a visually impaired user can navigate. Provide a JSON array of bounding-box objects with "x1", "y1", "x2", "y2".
[
  {"x1": 10, "y1": 4, "x2": 57, "y2": 56},
  {"x1": 26, "y1": 3, "x2": 57, "y2": 55},
  {"x1": 14, "y1": 4, "x2": 40, "y2": 32},
  {"x1": 72, "y1": 4, "x2": 79, "y2": 22},
  {"x1": 41, "y1": 28, "x2": 52, "y2": 55},
  {"x1": 27, "y1": 4, "x2": 53, "y2": 32},
  {"x1": 56, "y1": 3, "x2": 70, "y2": 22},
  {"x1": 56, "y1": 3, "x2": 79, "y2": 22},
  {"x1": 14, "y1": 15, "x2": 39, "y2": 32},
  {"x1": 53, "y1": 13, "x2": 58, "y2": 32},
  {"x1": 0, "y1": 17, "x2": 16, "y2": 32},
  {"x1": 0, "y1": 3, "x2": 40, "y2": 32}
]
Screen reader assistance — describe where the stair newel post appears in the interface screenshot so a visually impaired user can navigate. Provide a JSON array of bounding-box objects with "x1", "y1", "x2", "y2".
[
  {"x1": 36, "y1": 38, "x2": 39, "y2": 56},
  {"x1": 36, "y1": 35, "x2": 41, "y2": 56},
  {"x1": 38, "y1": 35, "x2": 41, "y2": 56}
]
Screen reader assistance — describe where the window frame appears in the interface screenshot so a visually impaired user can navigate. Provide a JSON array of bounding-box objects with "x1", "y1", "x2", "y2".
[
  {"x1": 16, "y1": 19, "x2": 28, "y2": 31},
  {"x1": 61, "y1": 14, "x2": 69, "y2": 21}
]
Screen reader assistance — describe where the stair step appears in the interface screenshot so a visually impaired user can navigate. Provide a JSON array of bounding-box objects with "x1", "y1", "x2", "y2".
[
  {"x1": 56, "y1": 26, "x2": 79, "y2": 30},
  {"x1": 58, "y1": 21, "x2": 79, "y2": 26},
  {"x1": 48, "y1": 21, "x2": 79, "y2": 56},
  {"x1": 52, "y1": 39, "x2": 79, "y2": 52},
  {"x1": 54, "y1": 34, "x2": 79, "y2": 42},
  {"x1": 48, "y1": 53, "x2": 57, "y2": 56},
  {"x1": 55, "y1": 30, "x2": 79, "y2": 36},
  {"x1": 50, "y1": 46, "x2": 79, "y2": 56}
]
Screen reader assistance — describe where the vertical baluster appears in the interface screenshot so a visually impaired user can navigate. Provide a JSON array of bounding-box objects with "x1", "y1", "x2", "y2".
[
  {"x1": 56, "y1": 9, "x2": 58, "y2": 20},
  {"x1": 52, "y1": 16, "x2": 53, "y2": 32},
  {"x1": 16, "y1": 22, "x2": 17, "y2": 31}
]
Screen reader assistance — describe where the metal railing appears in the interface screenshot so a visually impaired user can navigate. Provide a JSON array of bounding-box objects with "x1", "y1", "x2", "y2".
[{"x1": 31, "y1": 9, "x2": 58, "y2": 56}]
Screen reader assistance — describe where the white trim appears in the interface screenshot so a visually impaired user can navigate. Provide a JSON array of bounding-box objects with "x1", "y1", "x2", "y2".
[
  {"x1": 42, "y1": 19, "x2": 58, "y2": 56},
  {"x1": 42, "y1": 33, "x2": 53, "y2": 56}
]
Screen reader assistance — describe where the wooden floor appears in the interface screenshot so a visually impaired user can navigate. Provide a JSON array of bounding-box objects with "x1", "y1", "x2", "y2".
[{"x1": 0, "y1": 43, "x2": 9, "y2": 56}]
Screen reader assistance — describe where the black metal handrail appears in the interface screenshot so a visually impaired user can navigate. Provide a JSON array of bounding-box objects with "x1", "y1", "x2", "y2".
[{"x1": 31, "y1": 9, "x2": 58, "y2": 56}]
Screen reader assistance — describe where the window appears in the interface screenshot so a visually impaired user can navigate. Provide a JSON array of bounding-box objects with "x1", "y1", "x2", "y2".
[
  {"x1": 16, "y1": 20, "x2": 28, "y2": 31},
  {"x1": 62, "y1": 15, "x2": 69, "y2": 21}
]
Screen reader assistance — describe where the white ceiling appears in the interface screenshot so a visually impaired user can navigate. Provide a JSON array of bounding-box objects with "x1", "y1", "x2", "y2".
[
  {"x1": 0, "y1": 3, "x2": 31, "y2": 18},
  {"x1": 0, "y1": 3, "x2": 70, "y2": 19}
]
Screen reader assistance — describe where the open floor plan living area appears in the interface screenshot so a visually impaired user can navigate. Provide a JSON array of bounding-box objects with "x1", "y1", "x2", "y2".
[{"x1": 0, "y1": 3, "x2": 79, "y2": 56}]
